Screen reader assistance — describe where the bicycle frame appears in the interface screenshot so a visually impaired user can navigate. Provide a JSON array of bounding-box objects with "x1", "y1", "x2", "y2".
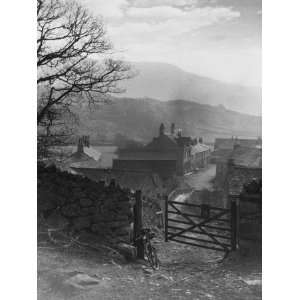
[{"x1": 135, "y1": 228, "x2": 159, "y2": 270}]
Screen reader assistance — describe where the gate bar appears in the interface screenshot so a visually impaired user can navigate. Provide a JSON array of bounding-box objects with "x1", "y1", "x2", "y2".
[
  {"x1": 168, "y1": 210, "x2": 231, "y2": 223},
  {"x1": 164, "y1": 195, "x2": 168, "y2": 242},
  {"x1": 167, "y1": 225, "x2": 231, "y2": 240},
  {"x1": 169, "y1": 238, "x2": 226, "y2": 252},
  {"x1": 168, "y1": 218, "x2": 231, "y2": 231},
  {"x1": 167, "y1": 233, "x2": 231, "y2": 248},
  {"x1": 168, "y1": 200, "x2": 229, "y2": 211}
]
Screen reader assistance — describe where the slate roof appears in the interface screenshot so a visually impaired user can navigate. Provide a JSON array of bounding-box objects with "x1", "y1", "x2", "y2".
[
  {"x1": 116, "y1": 151, "x2": 177, "y2": 161},
  {"x1": 145, "y1": 134, "x2": 178, "y2": 150},
  {"x1": 191, "y1": 143, "x2": 210, "y2": 155},
  {"x1": 231, "y1": 147, "x2": 262, "y2": 168},
  {"x1": 82, "y1": 147, "x2": 101, "y2": 161},
  {"x1": 63, "y1": 146, "x2": 102, "y2": 169},
  {"x1": 214, "y1": 146, "x2": 262, "y2": 168},
  {"x1": 215, "y1": 138, "x2": 261, "y2": 150},
  {"x1": 63, "y1": 154, "x2": 101, "y2": 169},
  {"x1": 69, "y1": 146, "x2": 101, "y2": 161}
]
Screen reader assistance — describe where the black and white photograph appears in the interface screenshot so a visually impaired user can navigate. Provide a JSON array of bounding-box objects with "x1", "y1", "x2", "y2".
[
  {"x1": 4, "y1": 1, "x2": 300, "y2": 300},
  {"x1": 36, "y1": 0, "x2": 262, "y2": 299}
]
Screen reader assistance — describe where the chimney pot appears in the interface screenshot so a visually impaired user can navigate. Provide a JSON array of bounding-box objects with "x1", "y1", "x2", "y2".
[
  {"x1": 171, "y1": 123, "x2": 175, "y2": 135},
  {"x1": 159, "y1": 123, "x2": 165, "y2": 136}
]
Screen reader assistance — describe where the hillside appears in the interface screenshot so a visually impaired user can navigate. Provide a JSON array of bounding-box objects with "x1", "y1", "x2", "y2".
[
  {"x1": 74, "y1": 97, "x2": 261, "y2": 144},
  {"x1": 118, "y1": 62, "x2": 261, "y2": 116}
]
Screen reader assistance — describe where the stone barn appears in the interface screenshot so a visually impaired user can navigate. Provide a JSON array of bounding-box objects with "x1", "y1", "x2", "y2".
[{"x1": 112, "y1": 123, "x2": 210, "y2": 179}]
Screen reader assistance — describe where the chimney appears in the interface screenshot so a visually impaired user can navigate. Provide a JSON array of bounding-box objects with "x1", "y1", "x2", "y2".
[
  {"x1": 83, "y1": 135, "x2": 90, "y2": 147},
  {"x1": 171, "y1": 123, "x2": 175, "y2": 135},
  {"x1": 177, "y1": 129, "x2": 182, "y2": 138},
  {"x1": 256, "y1": 136, "x2": 262, "y2": 145},
  {"x1": 159, "y1": 123, "x2": 165, "y2": 136},
  {"x1": 77, "y1": 137, "x2": 84, "y2": 153},
  {"x1": 233, "y1": 143, "x2": 240, "y2": 150},
  {"x1": 227, "y1": 158, "x2": 235, "y2": 166}
]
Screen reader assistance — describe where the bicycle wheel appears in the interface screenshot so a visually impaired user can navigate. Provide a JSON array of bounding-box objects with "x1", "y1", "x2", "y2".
[{"x1": 145, "y1": 244, "x2": 159, "y2": 270}]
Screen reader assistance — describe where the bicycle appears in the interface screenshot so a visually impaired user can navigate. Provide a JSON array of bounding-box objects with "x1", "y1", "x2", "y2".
[{"x1": 135, "y1": 228, "x2": 159, "y2": 270}]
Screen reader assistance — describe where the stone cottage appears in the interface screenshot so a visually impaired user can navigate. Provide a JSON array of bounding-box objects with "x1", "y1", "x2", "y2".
[{"x1": 112, "y1": 123, "x2": 210, "y2": 178}]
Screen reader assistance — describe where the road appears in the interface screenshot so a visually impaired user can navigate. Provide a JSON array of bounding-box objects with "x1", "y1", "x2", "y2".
[
  {"x1": 169, "y1": 164, "x2": 217, "y2": 205},
  {"x1": 183, "y1": 164, "x2": 216, "y2": 190}
]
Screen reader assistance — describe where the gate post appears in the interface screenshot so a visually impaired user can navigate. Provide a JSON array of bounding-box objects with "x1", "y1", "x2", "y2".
[
  {"x1": 133, "y1": 190, "x2": 144, "y2": 259},
  {"x1": 230, "y1": 197, "x2": 240, "y2": 250},
  {"x1": 164, "y1": 195, "x2": 168, "y2": 242}
]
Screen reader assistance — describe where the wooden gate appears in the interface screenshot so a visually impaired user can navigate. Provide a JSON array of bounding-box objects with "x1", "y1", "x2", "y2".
[{"x1": 164, "y1": 197, "x2": 239, "y2": 253}]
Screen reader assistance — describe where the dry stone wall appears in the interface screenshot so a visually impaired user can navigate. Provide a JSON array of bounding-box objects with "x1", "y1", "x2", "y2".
[{"x1": 38, "y1": 163, "x2": 134, "y2": 244}]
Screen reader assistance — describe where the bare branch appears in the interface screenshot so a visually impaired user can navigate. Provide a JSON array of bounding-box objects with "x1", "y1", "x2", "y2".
[{"x1": 37, "y1": 0, "x2": 134, "y2": 156}]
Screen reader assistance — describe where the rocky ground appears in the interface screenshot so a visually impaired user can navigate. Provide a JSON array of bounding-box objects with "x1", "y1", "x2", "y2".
[{"x1": 37, "y1": 233, "x2": 261, "y2": 300}]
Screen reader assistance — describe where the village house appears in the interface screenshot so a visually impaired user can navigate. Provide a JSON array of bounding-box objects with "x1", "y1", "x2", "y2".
[
  {"x1": 64, "y1": 136, "x2": 102, "y2": 168},
  {"x1": 112, "y1": 123, "x2": 210, "y2": 178},
  {"x1": 211, "y1": 136, "x2": 261, "y2": 164},
  {"x1": 225, "y1": 151, "x2": 262, "y2": 243},
  {"x1": 215, "y1": 144, "x2": 262, "y2": 193},
  {"x1": 212, "y1": 142, "x2": 262, "y2": 244},
  {"x1": 214, "y1": 136, "x2": 262, "y2": 151}
]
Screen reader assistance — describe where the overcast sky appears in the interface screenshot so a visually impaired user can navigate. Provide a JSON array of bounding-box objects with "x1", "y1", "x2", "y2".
[{"x1": 80, "y1": 0, "x2": 261, "y2": 87}]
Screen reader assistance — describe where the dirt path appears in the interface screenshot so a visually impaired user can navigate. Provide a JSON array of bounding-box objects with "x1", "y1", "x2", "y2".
[
  {"x1": 38, "y1": 238, "x2": 261, "y2": 300},
  {"x1": 183, "y1": 164, "x2": 216, "y2": 190}
]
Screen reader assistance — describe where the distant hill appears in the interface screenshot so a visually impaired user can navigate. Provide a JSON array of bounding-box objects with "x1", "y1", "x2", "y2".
[
  {"x1": 74, "y1": 97, "x2": 261, "y2": 144},
  {"x1": 118, "y1": 62, "x2": 262, "y2": 116}
]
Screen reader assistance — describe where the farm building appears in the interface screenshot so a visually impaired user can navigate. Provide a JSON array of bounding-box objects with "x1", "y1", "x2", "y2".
[
  {"x1": 64, "y1": 136, "x2": 102, "y2": 168},
  {"x1": 112, "y1": 123, "x2": 210, "y2": 178},
  {"x1": 215, "y1": 145, "x2": 262, "y2": 193},
  {"x1": 226, "y1": 159, "x2": 262, "y2": 244},
  {"x1": 214, "y1": 136, "x2": 262, "y2": 151}
]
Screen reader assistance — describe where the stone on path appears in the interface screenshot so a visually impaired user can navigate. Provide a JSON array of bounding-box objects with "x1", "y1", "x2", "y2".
[
  {"x1": 242, "y1": 278, "x2": 262, "y2": 286},
  {"x1": 64, "y1": 272, "x2": 110, "y2": 290}
]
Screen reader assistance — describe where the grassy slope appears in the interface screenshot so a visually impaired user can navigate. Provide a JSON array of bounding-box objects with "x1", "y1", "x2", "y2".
[{"x1": 74, "y1": 97, "x2": 261, "y2": 144}]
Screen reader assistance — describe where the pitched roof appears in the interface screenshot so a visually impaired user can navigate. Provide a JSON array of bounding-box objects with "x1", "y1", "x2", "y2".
[
  {"x1": 63, "y1": 152, "x2": 101, "y2": 169},
  {"x1": 145, "y1": 134, "x2": 178, "y2": 150},
  {"x1": 83, "y1": 147, "x2": 101, "y2": 161},
  {"x1": 62, "y1": 146, "x2": 102, "y2": 169},
  {"x1": 69, "y1": 159, "x2": 102, "y2": 169},
  {"x1": 70, "y1": 146, "x2": 101, "y2": 161},
  {"x1": 215, "y1": 138, "x2": 261, "y2": 150},
  {"x1": 116, "y1": 151, "x2": 177, "y2": 161},
  {"x1": 191, "y1": 143, "x2": 210, "y2": 155},
  {"x1": 214, "y1": 146, "x2": 262, "y2": 168},
  {"x1": 231, "y1": 147, "x2": 262, "y2": 168}
]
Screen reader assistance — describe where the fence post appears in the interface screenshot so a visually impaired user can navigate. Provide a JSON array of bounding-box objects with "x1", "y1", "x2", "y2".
[
  {"x1": 133, "y1": 190, "x2": 144, "y2": 259},
  {"x1": 236, "y1": 198, "x2": 240, "y2": 249},
  {"x1": 230, "y1": 197, "x2": 240, "y2": 251},
  {"x1": 164, "y1": 195, "x2": 168, "y2": 242},
  {"x1": 231, "y1": 198, "x2": 237, "y2": 251}
]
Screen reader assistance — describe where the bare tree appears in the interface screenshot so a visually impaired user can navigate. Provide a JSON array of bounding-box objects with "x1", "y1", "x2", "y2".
[
  {"x1": 37, "y1": 0, "x2": 132, "y2": 126},
  {"x1": 37, "y1": 105, "x2": 78, "y2": 159}
]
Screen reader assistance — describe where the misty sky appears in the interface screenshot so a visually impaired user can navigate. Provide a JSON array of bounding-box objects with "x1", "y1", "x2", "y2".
[{"x1": 80, "y1": 0, "x2": 261, "y2": 87}]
